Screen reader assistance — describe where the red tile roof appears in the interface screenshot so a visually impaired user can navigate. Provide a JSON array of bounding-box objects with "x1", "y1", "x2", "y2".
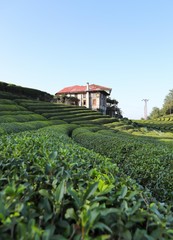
[{"x1": 56, "y1": 84, "x2": 112, "y2": 94}]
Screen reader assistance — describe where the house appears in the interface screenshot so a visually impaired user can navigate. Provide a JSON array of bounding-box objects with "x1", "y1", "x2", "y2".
[{"x1": 55, "y1": 83, "x2": 112, "y2": 114}]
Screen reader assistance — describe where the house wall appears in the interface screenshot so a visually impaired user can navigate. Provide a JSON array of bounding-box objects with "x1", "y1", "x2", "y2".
[
  {"x1": 99, "y1": 93, "x2": 107, "y2": 114},
  {"x1": 90, "y1": 93, "x2": 100, "y2": 110},
  {"x1": 65, "y1": 92, "x2": 107, "y2": 114}
]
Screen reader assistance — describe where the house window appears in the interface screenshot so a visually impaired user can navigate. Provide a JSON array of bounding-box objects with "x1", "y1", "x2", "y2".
[
  {"x1": 92, "y1": 99, "x2": 96, "y2": 106},
  {"x1": 83, "y1": 100, "x2": 86, "y2": 105},
  {"x1": 83, "y1": 94, "x2": 86, "y2": 98}
]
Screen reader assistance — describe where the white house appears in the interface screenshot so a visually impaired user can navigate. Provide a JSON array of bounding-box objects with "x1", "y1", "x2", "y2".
[{"x1": 56, "y1": 83, "x2": 112, "y2": 114}]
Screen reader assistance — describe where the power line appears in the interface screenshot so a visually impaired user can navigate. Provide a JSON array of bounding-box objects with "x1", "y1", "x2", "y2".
[{"x1": 142, "y1": 99, "x2": 149, "y2": 120}]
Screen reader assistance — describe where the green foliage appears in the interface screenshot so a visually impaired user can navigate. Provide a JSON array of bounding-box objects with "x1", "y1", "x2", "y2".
[
  {"x1": 0, "y1": 114, "x2": 46, "y2": 123},
  {"x1": 106, "y1": 98, "x2": 118, "y2": 105},
  {"x1": 15, "y1": 98, "x2": 117, "y2": 125},
  {"x1": 0, "y1": 120, "x2": 62, "y2": 135},
  {"x1": 0, "y1": 104, "x2": 26, "y2": 111},
  {"x1": 134, "y1": 119, "x2": 173, "y2": 133},
  {"x1": 106, "y1": 97, "x2": 122, "y2": 118},
  {"x1": 152, "y1": 89, "x2": 173, "y2": 117},
  {"x1": 0, "y1": 111, "x2": 32, "y2": 116},
  {"x1": 162, "y1": 89, "x2": 173, "y2": 115},
  {"x1": 71, "y1": 120, "x2": 100, "y2": 125},
  {"x1": 0, "y1": 90, "x2": 27, "y2": 100},
  {"x1": 61, "y1": 115, "x2": 109, "y2": 123},
  {"x1": 0, "y1": 125, "x2": 173, "y2": 239},
  {"x1": 1, "y1": 86, "x2": 173, "y2": 238},
  {"x1": 149, "y1": 107, "x2": 162, "y2": 119},
  {"x1": 72, "y1": 127, "x2": 173, "y2": 203},
  {"x1": 92, "y1": 118, "x2": 117, "y2": 124},
  {"x1": 0, "y1": 99, "x2": 16, "y2": 104},
  {"x1": 0, "y1": 81, "x2": 53, "y2": 101}
]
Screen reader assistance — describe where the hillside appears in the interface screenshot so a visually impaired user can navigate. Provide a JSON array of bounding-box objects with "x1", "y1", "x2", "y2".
[
  {"x1": 0, "y1": 81, "x2": 53, "y2": 101},
  {"x1": 0, "y1": 84, "x2": 173, "y2": 239}
]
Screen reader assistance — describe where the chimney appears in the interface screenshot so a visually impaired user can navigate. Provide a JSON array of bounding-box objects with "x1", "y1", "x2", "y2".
[
  {"x1": 86, "y1": 82, "x2": 90, "y2": 108},
  {"x1": 86, "y1": 82, "x2": 89, "y2": 91}
]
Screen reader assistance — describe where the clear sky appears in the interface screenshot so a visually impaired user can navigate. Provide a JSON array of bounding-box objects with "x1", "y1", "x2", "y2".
[{"x1": 0, "y1": 0, "x2": 173, "y2": 119}]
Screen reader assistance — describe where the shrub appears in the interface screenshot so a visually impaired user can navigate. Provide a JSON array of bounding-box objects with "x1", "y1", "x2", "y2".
[
  {"x1": 0, "y1": 114, "x2": 46, "y2": 123},
  {"x1": 72, "y1": 127, "x2": 173, "y2": 203},
  {"x1": 0, "y1": 126, "x2": 173, "y2": 239},
  {"x1": 0, "y1": 99, "x2": 15, "y2": 104},
  {"x1": 0, "y1": 104, "x2": 26, "y2": 111},
  {"x1": 0, "y1": 111, "x2": 32, "y2": 116},
  {"x1": 0, "y1": 121, "x2": 58, "y2": 135}
]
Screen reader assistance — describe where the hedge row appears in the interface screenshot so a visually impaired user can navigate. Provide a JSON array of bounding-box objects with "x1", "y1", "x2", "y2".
[
  {"x1": 0, "y1": 99, "x2": 16, "y2": 104},
  {"x1": 43, "y1": 110, "x2": 101, "y2": 119},
  {"x1": 0, "y1": 114, "x2": 46, "y2": 123},
  {"x1": 0, "y1": 111, "x2": 32, "y2": 116},
  {"x1": 0, "y1": 125, "x2": 173, "y2": 239},
  {"x1": 0, "y1": 104, "x2": 26, "y2": 111},
  {"x1": 15, "y1": 101, "x2": 53, "y2": 107},
  {"x1": 71, "y1": 119, "x2": 115, "y2": 125},
  {"x1": 72, "y1": 127, "x2": 173, "y2": 203},
  {"x1": 50, "y1": 114, "x2": 107, "y2": 122},
  {"x1": 92, "y1": 118, "x2": 117, "y2": 124},
  {"x1": 0, "y1": 91, "x2": 27, "y2": 100},
  {"x1": 0, "y1": 81, "x2": 52, "y2": 101},
  {"x1": 0, "y1": 120, "x2": 65, "y2": 135}
]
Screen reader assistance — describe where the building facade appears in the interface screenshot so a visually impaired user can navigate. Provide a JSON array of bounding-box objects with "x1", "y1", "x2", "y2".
[{"x1": 56, "y1": 83, "x2": 112, "y2": 114}]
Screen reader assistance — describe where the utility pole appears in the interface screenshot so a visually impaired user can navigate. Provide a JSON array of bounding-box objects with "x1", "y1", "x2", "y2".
[{"x1": 142, "y1": 99, "x2": 149, "y2": 120}]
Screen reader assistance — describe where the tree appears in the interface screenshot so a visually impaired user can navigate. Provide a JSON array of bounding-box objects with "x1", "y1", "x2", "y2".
[
  {"x1": 162, "y1": 89, "x2": 173, "y2": 115},
  {"x1": 149, "y1": 107, "x2": 161, "y2": 119},
  {"x1": 106, "y1": 97, "x2": 123, "y2": 118}
]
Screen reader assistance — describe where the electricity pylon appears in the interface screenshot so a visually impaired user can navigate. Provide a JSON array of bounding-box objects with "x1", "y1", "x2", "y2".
[{"x1": 142, "y1": 99, "x2": 149, "y2": 120}]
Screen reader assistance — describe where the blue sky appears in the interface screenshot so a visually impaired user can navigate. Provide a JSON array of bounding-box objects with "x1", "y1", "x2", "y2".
[{"x1": 0, "y1": 0, "x2": 173, "y2": 119}]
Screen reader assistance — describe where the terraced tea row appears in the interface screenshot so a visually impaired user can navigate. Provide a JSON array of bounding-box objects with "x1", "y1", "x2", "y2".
[
  {"x1": 104, "y1": 120, "x2": 173, "y2": 141},
  {"x1": 0, "y1": 99, "x2": 65, "y2": 135},
  {"x1": 0, "y1": 124, "x2": 172, "y2": 239},
  {"x1": 72, "y1": 127, "x2": 173, "y2": 203},
  {"x1": 17, "y1": 99, "x2": 116, "y2": 124},
  {"x1": 134, "y1": 119, "x2": 173, "y2": 132}
]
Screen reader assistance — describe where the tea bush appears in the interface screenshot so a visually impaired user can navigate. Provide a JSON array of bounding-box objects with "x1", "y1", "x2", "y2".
[
  {"x1": 0, "y1": 120, "x2": 63, "y2": 135},
  {"x1": 92, "y1": 118, "x2": 117, "y2": 124},
  {"x1": 0, "y1": 99, "x2": 15, "y2": 104},
  {"x1": 0, "y1": 90, "x2": 26, "y2": 100},
  {"x1": 0, "y1": 111, "x2": 32, "y2": 116},
  {"x1": 0, "y1": 114, "x2": 46, "y2": 123},
  {"x1": 72, "y1": 127, "x2": 173, "y2": 203},
  {"x1": 0, "y1": 104, "x2": 26, "y2": 111},
  {"x1": 0, "y1": 124, "x2": 173, "y2": 239}
]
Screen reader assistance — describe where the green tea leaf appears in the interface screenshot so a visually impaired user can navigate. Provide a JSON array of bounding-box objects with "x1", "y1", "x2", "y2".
[
  {"x1": 55, "y1": 180, "x2": 66, "y2": 203},
  {"x1": 100, "y1": 208, "x2": 120, "y2": 217},
  {"x1": 93, "y1": 222, "x2": 112, "y2": 234},
  {"x1": 133, "y1": 229, "x2": 147, "y2": 240},
  {"x1": 49, "y1": 151, "x2": 58, "y2": 160},
  {"x1": 54, "y1": 235, "x2": 67, "y2": 240},
  {"x1": 42, "y1": 225, "x2": 55, "y2": 240},
  {"x1": 83, "y1": 182, "x2": 98, "y2": 202},
  {"x1": 65, "y1": 208, "x2": 77, "y2": 221},
  {"x1": 119, "y1": 185, "x2": 128, "y2": 199},
  {"x1": 39, "y1": 189, "x2": 50, "y2": 199},
  {"x1": 68, "y1": 188, "x2": 82, "y2": 209},
  {"x1": 121, "y1": 229, "x2": 132, "y2": 240}
]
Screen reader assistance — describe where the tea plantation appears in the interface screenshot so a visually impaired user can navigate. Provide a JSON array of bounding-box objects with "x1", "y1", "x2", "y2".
[{"x1": 0, "y1": 97, "x2": 173, "y2": 239}]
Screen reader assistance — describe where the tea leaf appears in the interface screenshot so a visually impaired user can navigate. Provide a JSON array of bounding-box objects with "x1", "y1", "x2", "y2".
[
  {"x1": 55, "y1": 180, "x2": 66, "y2": 203},
  {"x1": 83, "y1": 182, "x2": 98, "y2": 202}
]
